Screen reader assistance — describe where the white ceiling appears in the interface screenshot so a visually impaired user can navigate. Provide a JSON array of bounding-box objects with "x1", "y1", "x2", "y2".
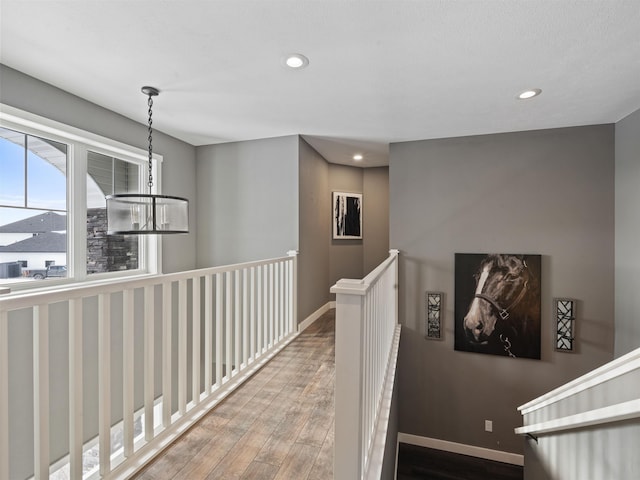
[{"x1": 1, "y1": 1, "x2": 639, "y2": 167}]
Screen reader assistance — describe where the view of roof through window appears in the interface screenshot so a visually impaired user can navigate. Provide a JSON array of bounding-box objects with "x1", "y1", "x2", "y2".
[
  {"x1": 0, "y1": 126, "x2": 140, "y2": 284},
  {"x1": 0, "y1": 127, "x2": 68, "y2": 283}
]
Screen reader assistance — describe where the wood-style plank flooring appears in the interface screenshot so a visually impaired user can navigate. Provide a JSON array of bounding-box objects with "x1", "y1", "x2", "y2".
[{"x1": 132, "y1": 310, "x2": 335, "y2": 480}]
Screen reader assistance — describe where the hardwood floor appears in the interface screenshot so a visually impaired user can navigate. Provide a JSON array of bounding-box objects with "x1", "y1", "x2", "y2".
[
  {"x1": 132, "y1": 310, "x2": 522, "y2": 480},
  {"x1": 396, "y1": 443, "x2": 523, "y2": 480},
  {"x1": 132, "y1": 310, "x2": 335, "y2": 480}
]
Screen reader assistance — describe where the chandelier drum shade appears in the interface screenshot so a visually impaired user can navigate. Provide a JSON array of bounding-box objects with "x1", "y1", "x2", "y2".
[
  {"x1": 106, "y1": 193, "x2": 189, "y2": 234},
  {"x1": 106, "y1": 86, "x2": 189, "y2": 235}
]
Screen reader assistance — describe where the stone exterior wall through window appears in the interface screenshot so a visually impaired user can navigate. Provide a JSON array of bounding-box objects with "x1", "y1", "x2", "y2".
[{"x1": 87, "y1": 208, "x2": 138, "y2": 274}]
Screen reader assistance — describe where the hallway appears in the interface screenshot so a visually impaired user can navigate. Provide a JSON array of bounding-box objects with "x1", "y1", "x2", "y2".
[{"x1": 133, "y1": 311, "x2": 336, "y2": 480}]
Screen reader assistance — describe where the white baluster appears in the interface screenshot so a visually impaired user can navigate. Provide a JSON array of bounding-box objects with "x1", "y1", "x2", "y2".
[
  {"x1": 69, "y1": 298, "x2": 83, "y2": 479},
  {"x1": 162, "y1": 282, "x2": 172, "y2": 427},
  {"x1": 192, "y1": 277, "x2": 201, "y2": 406},
  {"x1": 0, "y1": 310, "x2": 8, "y2": 480},
  {"x1": 225, "y1": 271, "x2": 232, "y2": 381},
  {"x1": 123, "y1": 289, "x2": 134, "y2": 457},
  {"x1": 234, "y1": 271, "x2": 241, "y2": 375},
  {"x1": 331, "y1": 250, "x2": 400, "y2": 479},
  {"x1": 98, "y1": 293, "x2": 111, "y2": 476},
  {"x1": 249, "y1": 267, "x2": 256, "y2": 362},
  {"x1": 243, "y1": 269, "x2": 249, "y2": 368},
  {"x1": 33, "y1": 304, "x2": 50, "y2": 480},
  {"x1": 144, "y1": 285, "x2": 155, "y2": 441},
  {"x1": 269, "y1": 264, "x2": 275, "y2": 348},
  {"x1": 257, "y1": 266, "x2": 263, "y2": 356},
  {"x1": 215, "y1": 273, "x2": 223, "y2": 386},
  {"x1": 274, "y1": 263, "x2": 279, "y2": 343},
  {"x1": 178, "y1": 280, "x2": 187, "y2": 415},
  {"x1": 0, "y1": 252, "x2": 302, "y2": 480},
  {"x1": 204, "y1": 275, "x2": 213, "y2": 394}
]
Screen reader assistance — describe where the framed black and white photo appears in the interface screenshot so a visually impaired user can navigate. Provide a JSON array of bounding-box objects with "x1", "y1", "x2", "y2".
[
  {"x1": 333, "y1": 192, "x2": 362, "y2": 239},
  {"x1": 454, "y1": 253, "x2": 541, "y2": 359}
]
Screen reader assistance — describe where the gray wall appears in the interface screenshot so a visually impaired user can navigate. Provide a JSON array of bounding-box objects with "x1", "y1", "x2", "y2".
[
  {"x1": 363, "y1": 167, "x2": 390, "y2": 275},
  {"x1": 0, "y1": 64, "x2": 197, "y2": 273},
  {"x1": 390, "y1": 125, "x2": 615, "y2": 455},
  {"x1": 329, "y1": 164, "x2": 365, "y2": 286},
  {"x1": 298, "y1": 142, "x2": 390, "y2": 320},
  {"x1": 1, "y1": 65, "x2": 198, "y2": 479},
  {"x1": 195, "y1": 136, "x2": 299, "y2": 267},
  {"x1": 615, "y1": 107, "x2": 640, "y2": 358},
  {"x1": 298, "y1": 138, "x2": 331, "y2": 322},
  {"x1": 196, "y1": 136, "x2": 389, "y2": 324}
]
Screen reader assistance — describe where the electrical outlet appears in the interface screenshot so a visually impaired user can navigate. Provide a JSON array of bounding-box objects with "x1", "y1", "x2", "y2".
[{"x1": 485, "y1": 420, "x2": 493, "y2": 432}]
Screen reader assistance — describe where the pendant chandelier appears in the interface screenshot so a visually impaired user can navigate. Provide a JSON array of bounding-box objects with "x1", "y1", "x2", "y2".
[{"x1": 106, "y1": 86, "x2": 189, "y2": 234}]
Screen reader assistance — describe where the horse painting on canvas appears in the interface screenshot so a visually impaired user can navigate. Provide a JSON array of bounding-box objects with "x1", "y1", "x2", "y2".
[{"x1": 455, "y1": 253, "x2": 541, "y2": 359}]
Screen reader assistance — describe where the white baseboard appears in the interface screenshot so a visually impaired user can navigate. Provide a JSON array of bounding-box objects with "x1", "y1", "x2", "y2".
[
  {"x1": 397, "y1": 432, "x2": 524, "y2": 467},
  {"x1": 298, "y1": 301, "x2": 335, "y2": 332}
]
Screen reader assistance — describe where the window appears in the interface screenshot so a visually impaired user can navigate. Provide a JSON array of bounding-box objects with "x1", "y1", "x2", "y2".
[
  {"x1": 0, "y1": 127, "x2": 68, "y2": 282},
  {"x1": 87, "y1": 151, "x2": 140, "y2": 275},
  {"x1": 0, "y1": 105, "x2": 160, "y2": 288}
]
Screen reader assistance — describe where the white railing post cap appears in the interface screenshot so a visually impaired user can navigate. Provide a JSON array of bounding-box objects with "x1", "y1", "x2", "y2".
[{"x1": 330, "y1": 278, "x2": 367, "y2": 295}]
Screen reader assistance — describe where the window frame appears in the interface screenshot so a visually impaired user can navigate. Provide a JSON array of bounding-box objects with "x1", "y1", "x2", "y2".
[{"x1": 0, "y1": 104, "x2": 162, "y2": 290}]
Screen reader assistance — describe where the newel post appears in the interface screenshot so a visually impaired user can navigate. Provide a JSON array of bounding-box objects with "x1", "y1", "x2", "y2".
[
  {"x1": 287, "y1": 250, "x2": 298, "y2": 333},
  {"x1": 389, "y1": 248, "x2": 400, "y2": 324},
  {"x1": 331, "y1": 278, "x2": 368, "y2": 479}
]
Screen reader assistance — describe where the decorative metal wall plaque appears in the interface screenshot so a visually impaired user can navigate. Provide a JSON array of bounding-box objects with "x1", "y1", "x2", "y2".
[
  {"x1": 555, "y1": 298, "x2": 576, "y2": 352},
  {"x1": 426, "y1": 292, "x2": 443, "y2": 340}
]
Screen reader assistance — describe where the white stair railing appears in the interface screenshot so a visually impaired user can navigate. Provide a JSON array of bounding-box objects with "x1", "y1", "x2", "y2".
[
  {"x1": 331, "y1": 249, "x2": 401, "y2": 480},
  {"x1": 515, "y1": 346, "x2": 640, "y2": 479},
  {"x1": 0, "y1": 251, "x2": 297, "y2": 480}
]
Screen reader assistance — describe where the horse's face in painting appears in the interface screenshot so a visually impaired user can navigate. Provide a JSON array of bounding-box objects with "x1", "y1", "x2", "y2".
[{"x1": 463, "y1": 255, "x2": 531, "y2": 345}]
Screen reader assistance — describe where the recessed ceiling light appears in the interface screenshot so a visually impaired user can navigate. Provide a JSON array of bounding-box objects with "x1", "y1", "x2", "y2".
[
  {"x1": 518, "y1": 88, "x2": 542, "y2": 100},
  {"x1": 284, "y1": 54, "x2": 309, "y2": 69},
  {"x1": 353, "y1": 154, "x2": 363, "y2": 161}
]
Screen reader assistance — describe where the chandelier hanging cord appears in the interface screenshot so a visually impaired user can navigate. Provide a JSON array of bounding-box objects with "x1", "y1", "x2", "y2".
[
  {"x1": 105, "y1": 85, "x2": 189, "y2": 235},
  {"x1": 142, "y1": 86, "x2": 159, "y2": 194}
]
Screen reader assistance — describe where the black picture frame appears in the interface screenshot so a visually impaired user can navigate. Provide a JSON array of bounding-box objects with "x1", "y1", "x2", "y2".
[
  {"x1": 454, "y1": 253, "x2": 541, "y2": 359},
  {"x1": 332, "y1": 191, "x2": 362, "y2": 239}
]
